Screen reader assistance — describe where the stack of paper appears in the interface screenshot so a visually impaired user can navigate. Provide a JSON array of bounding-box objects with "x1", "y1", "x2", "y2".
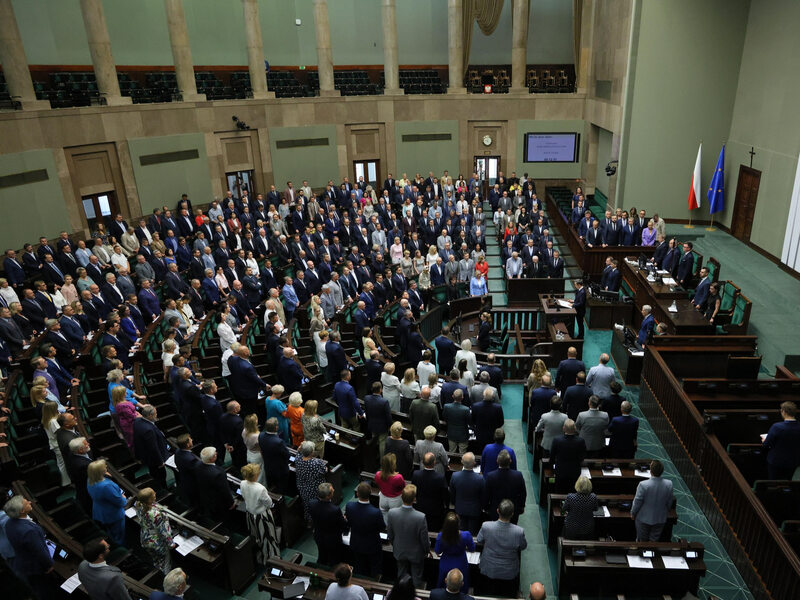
[
  {"x1": 466, "y1": 551, "x2": 480, "y2": 565},
  {"x1": 635, "y1": 469, "x2": 652, "y2": 479},
  {"x1": 556, "y1": 299, "x2": 572, "y2": 309},
  {"x1": 626, "y1": 555, "x2": 653, "y2": 569},
  {"x1": 61, "y1": 573, "x2": 82, "y2": 593},
  {"x1": 604, "y1": 468, "x2": 623, "y2": 477},
  {"x1": 580, "y1": 467, "x2": 592, "y2": 479},
  {"x1": 173, "y1": 534, "x2": 203, "y2": 556},
  {"x1": 166, "y1": 454, "x2": 177, "y2": 469},
  {"x1": 662, "y1": 556, "x2": 689, "y2": 570},
  {"x1": 662, "y1": 277, "x2": 677, "y2": 285},
  {"x1": 341, "y1": 533, "x2": 351, "y2": 546},
  {"x1": 124, "y1": 507, "x2": 137, "y2": 518}
]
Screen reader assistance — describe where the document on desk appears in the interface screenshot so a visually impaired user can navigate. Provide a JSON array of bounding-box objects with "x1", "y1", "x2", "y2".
[
  {"x1": 173, "y1": 534, "x2": 203, "y2": 556},
  {"x1": 556, "y1": 299, "x2": 572, "y2": 309},
  {"x1": 580, "y1": 467, "x2": 592, "y2": 479},
  {"x1": 467, "y1": 551, "x2": 480, "y2": 565},
  {"x1": 292, "y1": 576, "x2": 310, "y2": 590},
  {"x1": 661, "y1": 277, "x2": 677, "y2": 286},
  {"x1": 61, "y1": 573, "x2": 82, "y2": 593},
  {"x1": 626, "y1": 555, "x2": 654, "y2": 569},
  {"x1": 661, "y1": 556, "x2": 689, "y2": 570},
  {"x1": 124, "y1": 507, "x2": 137, "y2": 518},
  {"x1": 165, "y1": 454, "x2": 177, "y2": 469},
  {"x1": 604, "y1": 468, "x2": 623, "y2": 477},
  {"x1": 760, "y1": 433, "x2": 767, "y2": 442},
  {"x1": 341, "y1": 533, "x2": 351, "y2": 546},
  {"x1": 635, "y1": 469, "x2": 652, "y2": 478}
]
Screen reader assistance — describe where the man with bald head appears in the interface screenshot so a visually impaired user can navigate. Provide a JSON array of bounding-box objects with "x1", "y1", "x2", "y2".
[{"x1": 529, "y1": 582, "x2": 546, "y2": 600}]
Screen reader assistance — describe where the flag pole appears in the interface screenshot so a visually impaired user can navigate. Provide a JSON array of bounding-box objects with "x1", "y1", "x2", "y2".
[
  {"x1": 685, "y1": 212, "x2": 694, "y2": 229},
  {"x1": 706, "y1": 214, "x2": 716, "y2": 231}
]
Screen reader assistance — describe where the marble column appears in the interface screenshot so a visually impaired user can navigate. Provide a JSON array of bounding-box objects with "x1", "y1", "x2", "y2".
[
  {"x1": 163, "y1": 0, "x2": 205, "y2": 102},
  {"x1": 447, "y1": 0, "x2": 465, "y2": 94},
  {"x1": 242, "y1": 0, "x2": 273, "y2": 99},
  {"x1": 79, "y1": 0, "x2": 130, "y2": 105},
  {"x1": 511, "y1": 0, "x2": 530, "y2": 92},
  {"x1": 312, "y1": 0, "x2": 339, "y2": 96},
  {"x1": 382, "y1": 0, "x2": 402, "y2": 95},
  {"x1": 0, "y1": 0, "x2": 49, "y2": 109}
]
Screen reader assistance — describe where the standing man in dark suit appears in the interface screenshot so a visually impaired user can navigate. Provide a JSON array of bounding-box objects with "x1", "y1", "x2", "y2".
[
  {"x1": 449, "y1": 452, "x2": 486, "y2": 535},
  {"x1": 434, "y1": 327, "x2": 458, "y2": 375},
  {"x1": 550, "y1": 420, "x2": 587, "y2": 493},
  {"x1": 431, "y1": 569, "x2": 474, "y2": 600},
  {"x1": 173, "y1": 434, "x2": 201, "y2": 505},
  {"x1": 345, "y1": 482, "x2": 386, "y2": 577},
  {"x1": 762, "y1": 401, "x2": 800, "y2": 480},
  {"x1": 325, "y1": 332, "x2": 348, "y2": 382},
  {"x1": 568, "y1": 280, "x2": 586, "y2": 339},
  {"x1": 65, "y1": 437, "x2": 93, "y2": 515},
  {"x1": 133, "y1": 405, "x2": 169, "y2": 488},
  {"x1": 562, "y1": 371, "x2": 593, "y2": 421},
  {"x1": 412, "y1": 452, "x2": 449, "y2": 531},
  {"x1": 364, "y1": 382, "x2": 392, "y2": 456},
  {"x1": 485, "y1": 450, "x2": 526, "y2": 522},
  {"x1": 603, "y1": 260, "x2": 621, "y2": 292},
  {"x1": 676, "y1": 242, "x2": 695, "y2": 288},
  {"x1": 227, "y1": 345, "x2": 267, "y2": 418},
  {"x1": 555, "y1": 346, "x2": 585, "y2": 393},
  {"x1": 219, "y1": 401, "x2": 247, "y2": 470},
  {"x1": 77, "y1": 538, "x2": 130, "y2": 600},
  {"x1": 258, "y1": 418, "x2": 290, "y2": 494},
  {"x1": 471, "y1": 389, "x2": 504, "y2": 449},
  {"x1": 308, "y1": 482, "x2": 347, "y2": 567},
  {"x1": 3, "y1": 495, "x2": 59, "y2": 600},
  {"x1": 195, "y1": 447, "x2": 236, "y2": 521},
  {"x1": 607, "y1": 401, "x2": 639, "y2": 459}
]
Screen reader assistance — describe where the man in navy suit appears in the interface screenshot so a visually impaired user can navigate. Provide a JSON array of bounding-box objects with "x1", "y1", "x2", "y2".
[
  {"x1": 431, "y1": 569, "x2": 474, "y2": 600},
  {"x1": 485, "y1": 450, "x2": 526, "y2": 522},
  {"x1": 412, "y1": 452, "x2": 449, "y2": 531},
  {"x1": 471, "y1": 390, "x2": 504, "y2": 449},
  {"x1": 637, "y1": 305, "x2": 655, "y2": 348},
  {"x1": 259, "y1": 418, "x2": 290, "y2": 494},
  {"x1": 137, "y1": 279, "x2": 161, "y2": 322},
  {"x1": 59, "y1": 305, "x2": 86, "y2": 348},
  {"x1": 569, "y1": 279, "x2": 586, "y2": 339},
  {"x1": 3, "y1": 495, "x2": 59, "y2": 600},
  {"x1": 555, "y1": 346, "x2": 585, "y2": 392},
  {"x1": 607, "y1": 401, "x2": 639, "y2": 459},
  {"x1": 3, "y1": 250, "x2": 26, "y2": 287},
  {"x1": 325, "y1": 332, "x2": 348, "y2": 381},
  {"x1": 173, "y1": 434, "x2": 201, "y2": 505},
  {"x1": 621, "y1": 217, "x2": 639, "y2": 246},
  {"x1": 691, "y1": 267, "x2": 711, "y2": 310},
  {"x1": 365, "y1": 351, "x2": 384, "y2": 387},
  {"x1": 309, "y1": 482, "x2": 348, "y2": 567},
  {"x1": 603, "y1": 259, "x2": 622, "y2": 292},
  {"x1": 195, "y1": 447, "x2": 236, "y2": 521},
  {"x1": 676, "y1": 242, "x2": 695, "y2": 288},
  {"x1": 434, "y1": 327, "x2": 458, "y2": 374},
  {"x1": 227, "y1": 346, "x2": 267, "y2": 417},
  {"x1": 762, "y1": 401, "x2": 800, "y2": 480},
  {"x1": 562, "y1": 372, "x2": 593, "y2": 421},
  {"x1": 219, "y1": 401, "x2": 246, "y2": 470},
  {"x1": 550, "y1": 419, "x2": 587, "y2": 493},
  {"x1": 353, "y1": 301, "x2": 371, "y2": 333},
  {"x1": 102, "y1": 319, "x2": 131, "y2": 369},
  {"x1": 133, "y1": 404, "x2": 169, "y2": 488},
  {"x1": 279, "y1": 347, "x2": 304, "y2": 395},
  {"x1": 449, "y1": 452, "x2": 486, "y2": 534},
  {"x1": 345, "y1": 482, "x2": 386, "y2": 577}
]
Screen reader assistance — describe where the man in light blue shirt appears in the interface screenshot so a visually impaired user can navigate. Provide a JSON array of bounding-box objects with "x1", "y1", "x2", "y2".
[
  {"x1": 586, "y1": 353, "x2": 617, "y2": 400},
  {"x1": 631, "y1": 460, "x2": 674, "y2": 541},
  {"x1": 477, "y1": 500, "x2": 527, "y2": 597}
]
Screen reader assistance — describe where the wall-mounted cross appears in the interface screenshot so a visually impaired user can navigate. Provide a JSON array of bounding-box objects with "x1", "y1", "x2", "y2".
[{"x1": 749, "y1": 146, "x2": 756, "y2": 168}]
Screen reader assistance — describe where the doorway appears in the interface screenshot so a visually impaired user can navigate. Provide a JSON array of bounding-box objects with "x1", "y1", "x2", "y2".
[
  {"x1": 731, "y1": 165, "x2": 761, "y2": 242},
  {"x1": 81, "y1": 191, "x2": 118, "y2": 232},
  {"x1": 474, "y1": 155, "x2": 500, "y2": 198},
  {"x1": 226, "y1": 170, "x2": 254, "y2": 199},
  {"x1": 354, "y1": 159, "x2": 380, "y2": 190}
]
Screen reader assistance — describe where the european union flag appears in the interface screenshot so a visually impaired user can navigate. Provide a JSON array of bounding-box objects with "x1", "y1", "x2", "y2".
[{"x1": 707, "y1": 144, "x2": 725, "y2": 214}]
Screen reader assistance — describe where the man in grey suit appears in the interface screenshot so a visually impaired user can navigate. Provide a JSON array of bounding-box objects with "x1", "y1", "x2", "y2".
[
  {"x1": 535, "y1": 396, "x2": 568, "y2": 454},
  {"x1": 586, "y1": 353, "x2": 617, "y2": 400},
  {"x1": 575, "y1": 396, "x2": 610, "y2": 456},
  {"x1": 386, "y1": 484, "x2": 430, "y2": 588},
  {"x1": 631, "y1": 460, "x2": 674, "y2": 542},
  {"x1": 469, "y1": 371, "x2": 499, "y2": 406},
  {"x1": 476, "y1": 500, "x2": 527, "y2": 597},
  {"x1": 77, "y1": 538, "x2": 132, "y2": 600}
]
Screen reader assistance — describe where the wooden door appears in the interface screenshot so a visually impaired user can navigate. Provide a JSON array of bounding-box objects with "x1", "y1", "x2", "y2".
[{"x1": 731, "y1": 165, "x2": 761, "y2": 242}]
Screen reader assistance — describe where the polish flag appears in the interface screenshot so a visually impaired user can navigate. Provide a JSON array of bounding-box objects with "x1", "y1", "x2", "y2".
[{"x1": 688, "y1": 144, "x2": 702, "y2": 210}]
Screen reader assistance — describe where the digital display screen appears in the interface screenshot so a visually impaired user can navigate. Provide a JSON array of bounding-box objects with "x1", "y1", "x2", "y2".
[{"x1": 524, "y1": 133, "x2": 579, "y2": 163}]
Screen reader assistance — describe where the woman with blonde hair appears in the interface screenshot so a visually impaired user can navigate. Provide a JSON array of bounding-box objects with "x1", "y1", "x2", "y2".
[
  {"x1": 400, "y1": 367, "x2": 421, "y2": 413},
  {"x1": 286, "y1": 392, "x2": 305, "y2": 447},
  {"x1": 362, "y1": 327, "x2": 377, "y2": 363},
  {"x1": 302, "y1": 400, "x2": 327, "y2": 458},
  {"x1": 390, "y1": 237, "x2": 404, "y2": 265},
  {"x1": 381, "y1": 363, "x2": 402, "y2": 412},
  {"x1": 315, "y1": 329, "x2": 329, "y2": 369},
  {"x1": 112, "y1": 385, "x2": 138, "y2": 450},
  {"x1": 42, "y1": 401, "x2": 70, "y2": 486},
  {"x1": 527, "y1": 358, "x2": 548, "y2": 392},
  {"x1": 425, "y1": 245, "x2": 440, "y2": 266},
  {"x1": 76, "y1": 267, "x2": 95, "y2": 293},
  {"x1": 454, "y1": 339, "x2": 477, "y2": 376},
  {"x1": 240, "y1": 463, "x2": 279, "y2": 563},
  {"x1": 87, "y1": 459, "x2": 127, "y2": 545},
  {"x1": 60, "y1": 274, "x2": 79, "y2": 305},
  {"x1": 242, "y1": 414, "x2": 266, "y2": 485},
  {"x1": 135, "y1": 487, "x2": 173, "y2": 573},
  {"x1": 400, "y1": 250, "x2": 414, "y2": 279},
  {"x1": 30, "y1": 378, "x2": 66, "y2": 416},
  {"x1": 375, "y1": 453, "x2": 405, "y2": 523}
]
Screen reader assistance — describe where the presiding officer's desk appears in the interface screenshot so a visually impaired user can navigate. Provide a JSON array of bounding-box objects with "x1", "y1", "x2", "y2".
[
  {"x1": 557, "y1": 539, "x2": 706, "y2": 598},
  {"x1": 547, "y1": 493, "x2": 678, "y2": 547},
  {"x1": 539, "y1": 458, "x2": 654, "y2": 506}
]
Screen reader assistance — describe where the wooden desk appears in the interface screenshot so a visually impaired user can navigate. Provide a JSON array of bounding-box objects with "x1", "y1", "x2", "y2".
[
  {"x1": 558, "y1": 539, "x2": 706, "y2": 597},
  {"x1": 586, "y1": 297, "x2": 634, "y2": 329},
  {"x1": 655, "y1": 298, "x2": 715, "y2": 335},
  {"x1": 507, "y1": 277, "x2": 565, "y2": 305},
  {"x1": 622, "y1": 258, "x2": 688, "y2": 301},
  {"x1": 539, "y1": 293, "x2": 576, "y2": 324},
  {"x1": 610, "y1": 326, "x2": 643, "y2": 384},
  {"x1": 539, "y1": 458, "x2": 654, "y2": 505},
  {"x1": 546, "y1": 322, "x2": 583, "y2": 364},
  {"x1": 547, "y1": 493, "x2": 677, "y2": 546}
]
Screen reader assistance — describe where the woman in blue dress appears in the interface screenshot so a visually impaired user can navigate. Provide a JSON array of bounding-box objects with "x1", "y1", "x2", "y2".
[{"x1": 434, "y1": 511, "x2": 474, "y2": 592}]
